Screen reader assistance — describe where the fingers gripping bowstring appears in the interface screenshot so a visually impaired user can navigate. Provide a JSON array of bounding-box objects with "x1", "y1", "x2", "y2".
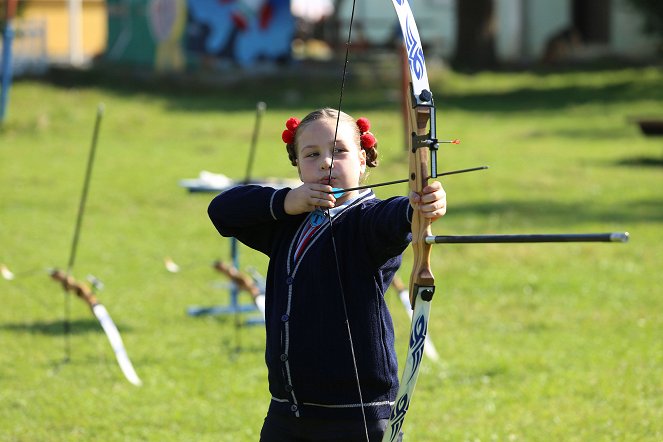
[{"x1": 327, "y1": 1, "x2": 371, "y2": 441}]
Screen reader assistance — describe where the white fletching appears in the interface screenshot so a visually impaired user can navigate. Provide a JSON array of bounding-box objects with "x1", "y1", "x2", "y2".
[
  {"x1": 1, "y1": 264, "x2": 15, "y2": 280},
  {"x1": 164, "y1": 257, "x2": 180, "y2": 273}
]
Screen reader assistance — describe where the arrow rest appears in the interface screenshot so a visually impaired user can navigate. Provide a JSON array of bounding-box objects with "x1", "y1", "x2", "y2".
[{"x1": 409, "y1": 85, "x2": 440, "y2": 180}]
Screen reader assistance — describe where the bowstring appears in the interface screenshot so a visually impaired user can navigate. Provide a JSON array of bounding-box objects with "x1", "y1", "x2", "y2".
[{"x1": 326, "y1": 0, "x2": 370, "y2": 440}]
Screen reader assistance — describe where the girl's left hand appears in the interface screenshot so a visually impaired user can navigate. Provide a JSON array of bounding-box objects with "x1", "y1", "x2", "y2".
[{"x1": 410, "y1": 180, "x2": 447, "y2": 221}]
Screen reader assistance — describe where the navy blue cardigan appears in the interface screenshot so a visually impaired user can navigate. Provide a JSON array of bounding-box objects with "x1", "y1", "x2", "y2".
[{"x1": 208, "y1": 185, "x2": 413, "y2": 420}]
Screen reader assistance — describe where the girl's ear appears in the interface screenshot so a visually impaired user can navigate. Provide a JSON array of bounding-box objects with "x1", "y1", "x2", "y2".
[{"x1": 359, "y1": 148, "x2": 367, "y2": 174}]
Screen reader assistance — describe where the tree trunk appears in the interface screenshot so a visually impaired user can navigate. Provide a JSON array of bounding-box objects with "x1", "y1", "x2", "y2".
[{"x1": 453, "y1": 0, "x2": 498, "y2": 70}]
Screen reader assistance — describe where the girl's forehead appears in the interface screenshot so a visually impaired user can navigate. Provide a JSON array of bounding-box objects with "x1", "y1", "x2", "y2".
[{"x1": 301, "y1": 117, "x2": 355, "y2": 137}]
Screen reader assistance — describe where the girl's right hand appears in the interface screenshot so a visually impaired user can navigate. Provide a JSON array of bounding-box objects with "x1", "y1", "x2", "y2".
[{"x1": 284, "y1": 184, "x2": 336, "y2": 215}]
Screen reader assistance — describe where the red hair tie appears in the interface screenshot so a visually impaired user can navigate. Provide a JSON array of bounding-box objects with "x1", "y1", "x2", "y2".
[
  {"x1": 357, "y1": 117, "x2": 376, "y2": 150},
  {"x1": 281, "y1": 117, "x2": 300, "y2": 144}
]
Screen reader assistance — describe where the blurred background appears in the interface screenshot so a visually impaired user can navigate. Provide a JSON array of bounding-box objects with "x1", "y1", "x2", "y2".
[
  {"x1": 1, "y1": 0, "x2": 661, "y2": 76},
  {"x1": 1, "y1": 1, "x2": 661, "y2": 441}
]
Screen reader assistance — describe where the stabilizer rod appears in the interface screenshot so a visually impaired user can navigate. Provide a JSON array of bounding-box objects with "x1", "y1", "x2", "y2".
[{"x1": 426, "y1": 232, "x2": 629, "y2": 244}]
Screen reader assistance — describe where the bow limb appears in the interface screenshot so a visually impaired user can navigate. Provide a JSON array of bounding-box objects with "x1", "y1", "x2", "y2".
[
  {"x1": 92, "y1": 304, "x2": 142, "y2": 386},
  {"x1": 383, "y1": 1, "x2": 438, "y2": 440},
  {"x1": 50, "y1": 269, "x2": 142, "y2": 386},
  {"x1": 392, "y1": 275, "x2": 439, "y2": 362}
]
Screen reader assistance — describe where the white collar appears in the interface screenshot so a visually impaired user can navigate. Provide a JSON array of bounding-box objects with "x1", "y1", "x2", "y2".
[{"x1": 327, "y1": 189, "x2": 374, "y2": 217}]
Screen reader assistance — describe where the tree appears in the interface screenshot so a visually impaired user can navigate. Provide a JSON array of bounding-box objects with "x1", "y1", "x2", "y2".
[
  {"x1": 627, "y1": 0, "x2": 663, "y2": 42},
  {"x1": 453, "y1": 0, "x2": 498, "y2": 70}
]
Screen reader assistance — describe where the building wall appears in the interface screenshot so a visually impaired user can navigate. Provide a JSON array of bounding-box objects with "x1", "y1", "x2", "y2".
[
  {"x1": 21, "y1": 0, "x2": 107, "y2": 62},
  {"x1": 337, "y1": 0, "x2": 657, "y2": 63},
  {"x1": 332, "y1": 0, "x2": 456, "y2": 59},
  {"x1": 494, "y1": 0, "x2": 658, "y2": 62},
  {"x1": 526, "y1": 0, "x2": 570, "y2": 60},
  {"x1": 496, "y1": 0, "x2": 524, "y2": 62}
]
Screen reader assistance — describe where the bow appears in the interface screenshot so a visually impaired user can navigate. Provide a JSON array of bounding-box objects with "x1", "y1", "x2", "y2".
[
  {"x1": 326, "y1": 2, "x2": 440, "y2": 440},
  {"x1": 53, "y1": 103, "x2": 142, "y2": 386},
  {"x1": 50, "y1": 269, "x2": 142, "y2": 386},
  {"x1": 212, "y1": 260, "x2": 266, "y2": 321},
  {"x1": 333, "y1": 2, "x2": 629, "y2": 440},
  {"x1": 382, "y1": 2, "x2": 438, "y2": 440},
  {"x1": 382, "y1": 3, "x2": 629, "y2": 437}
]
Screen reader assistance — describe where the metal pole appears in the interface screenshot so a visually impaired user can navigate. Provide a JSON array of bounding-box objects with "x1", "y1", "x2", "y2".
[
  {"x1": 243, "y1": 102, "x2": 266, "y2": 184},
  {"x1": 63, "y1": 104, "x2": 105, "y2": 361},
  {"x1": 0, "y1": 0, "x2": 17, "y2": 123}
]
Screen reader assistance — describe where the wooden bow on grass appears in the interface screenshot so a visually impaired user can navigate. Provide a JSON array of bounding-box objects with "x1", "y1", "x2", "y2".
[
  {"x1": 212, "y1": 260, "x2": 266, "y2": 321},
  {"x1": 50, "y1": 269, "x2": 142, "y2": 386},
  {"x1": 52, "y1": 104, "x2": 142, "y2": 386}
]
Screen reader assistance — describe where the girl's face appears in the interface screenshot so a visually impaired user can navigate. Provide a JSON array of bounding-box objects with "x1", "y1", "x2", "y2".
[{"x1": 296, "y1": 117, "x2": 366, "y2": 202}]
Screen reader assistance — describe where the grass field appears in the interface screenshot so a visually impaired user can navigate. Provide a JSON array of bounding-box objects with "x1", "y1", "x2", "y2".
[{"x1": 1, "y1": 62, "x2": 662, "y2": 441}]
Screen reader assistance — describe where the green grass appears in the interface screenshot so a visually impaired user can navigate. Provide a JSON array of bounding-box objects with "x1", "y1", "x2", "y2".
[{"x1": 1, "y1": 63, "x2": 662, "y2": 441}]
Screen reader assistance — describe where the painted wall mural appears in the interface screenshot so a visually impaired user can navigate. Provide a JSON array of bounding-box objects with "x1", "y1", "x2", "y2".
[
  {"x1": 148, "y1": 0, "x2": 187, "y2": 71},
  {"x1": 186, "y1": 0, "x2": 293, "y2": 67},
  {"x1": 106, "y1": 0, "x2": 294, "y2": 70}
]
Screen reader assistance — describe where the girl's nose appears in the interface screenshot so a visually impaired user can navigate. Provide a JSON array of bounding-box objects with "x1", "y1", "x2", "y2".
[{"x1": 320, "y1": 155, "x2": 333, "y2": 170}]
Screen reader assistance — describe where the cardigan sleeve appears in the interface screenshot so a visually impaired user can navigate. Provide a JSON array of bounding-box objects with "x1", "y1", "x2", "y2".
[
  {"x1": 207, "y1": 185, "x2": 291, "y2": 255},
  {"x1": 360, "y1": 196, "x2": 414, "y2": 265}
]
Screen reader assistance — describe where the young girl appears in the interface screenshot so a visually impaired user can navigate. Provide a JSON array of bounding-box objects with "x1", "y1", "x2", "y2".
[{"x1": 208, "y1": 108, "x2": 446, "y2": 441}]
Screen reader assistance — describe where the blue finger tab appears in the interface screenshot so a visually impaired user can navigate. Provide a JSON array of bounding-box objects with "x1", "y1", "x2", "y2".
[{"x1": 331, "y1": 187, "x2": 345, "y2": 198}]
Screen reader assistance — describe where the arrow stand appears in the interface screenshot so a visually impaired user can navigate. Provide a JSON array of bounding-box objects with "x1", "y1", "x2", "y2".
[{"x1": 187, "y1": 237, "x2": 263, "y2": 326}]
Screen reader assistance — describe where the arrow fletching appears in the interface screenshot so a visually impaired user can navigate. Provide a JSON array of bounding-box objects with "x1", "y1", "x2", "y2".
[
  {"x1": 164, "y1": 257, "x2": 181, "y2": 273},
  {"x1": 1, "y1": 264, "x2": 15, "y2": 280}
]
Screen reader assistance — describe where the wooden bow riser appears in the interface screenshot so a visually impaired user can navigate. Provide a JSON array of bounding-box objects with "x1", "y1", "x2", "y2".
[
  {"x1": 408, "y1": 102, "x2": 436, "y2": 307},
  {"x1": 212, "y1": 260, "x2": 262, "y2": 300},
  {"x1": 50, "y1": 269, "x2": 98, "y2": 309}
]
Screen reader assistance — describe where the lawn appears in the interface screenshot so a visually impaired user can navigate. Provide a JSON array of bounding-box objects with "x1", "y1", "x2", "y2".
[{"x1": 1, "y1": 62, "x2": 662, "y2": 441}]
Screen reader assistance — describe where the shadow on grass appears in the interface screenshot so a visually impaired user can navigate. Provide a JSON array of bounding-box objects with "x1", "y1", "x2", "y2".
[
  {"x1": 617, "y1": 156, "x2": 663, "y2": 167},
  {"x1": 211, "y1": 314, "x2": 265, "y2": 358},
  {"x1": 0, "y1": 318, "x2": 134, "y2": 335},
  {"x1": 536, "y1": 126, "x2": 633, "y2": 140},
  {"x1": 37, "y1": 64, "x2": 398, "y2": 113},
  {"x1": 31, "y1": 63, "x2": 663, "y2": 115},
  {"x1": 222, "y1": 339, "x2": 264, "y2": 360},
  {"x1": 443, "y1": 80, "x2": 663, "y2": 114},
  {"x1": 449, "y1": 197, "x2": 663, "y2": 227}
]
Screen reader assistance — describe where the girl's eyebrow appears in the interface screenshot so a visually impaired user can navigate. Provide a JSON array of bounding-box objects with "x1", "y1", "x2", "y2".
[
  {"x1": 301, "y1": 140, "x2": 343, "y2": 151},
  {"x1": 301, "y1": 144, "x2": 327, "y2": 155}
]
